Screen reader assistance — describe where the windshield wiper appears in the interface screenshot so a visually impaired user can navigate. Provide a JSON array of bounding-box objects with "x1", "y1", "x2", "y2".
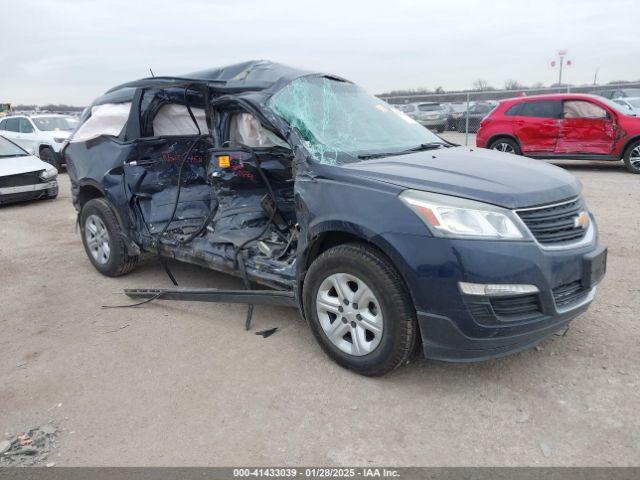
[{"x1": 358, "y1": 142, "x2": 448, "y2": 160}]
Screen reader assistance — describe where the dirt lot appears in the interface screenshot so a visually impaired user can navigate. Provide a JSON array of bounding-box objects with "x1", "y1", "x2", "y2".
[{"x1": 1, "y1": 151, "x2": 639, "y2": 466}]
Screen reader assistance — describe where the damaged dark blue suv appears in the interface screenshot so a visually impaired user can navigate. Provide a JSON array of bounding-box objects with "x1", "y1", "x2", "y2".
[{"x1": 63, "y1": 61, "x2": 607, "y2": 376}]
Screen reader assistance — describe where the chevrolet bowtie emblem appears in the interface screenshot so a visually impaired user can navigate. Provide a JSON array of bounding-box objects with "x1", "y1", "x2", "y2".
[{"x1": 573, "y1": 211, "x2": 590, "y2": 229}]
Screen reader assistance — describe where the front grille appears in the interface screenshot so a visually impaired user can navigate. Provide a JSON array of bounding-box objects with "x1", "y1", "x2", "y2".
[
  {"x1": 490, "y1": 294, "x2": 540, "y2": 317},
  {"x1": 553, "y1": 281, "x2": 588, "y2": 309},
  {"x1": 0, "y1": 171, "x2": 44, "y2": 188},
  {"x1": 516, "y1": 197, "x2": 588, "y2": 245}
]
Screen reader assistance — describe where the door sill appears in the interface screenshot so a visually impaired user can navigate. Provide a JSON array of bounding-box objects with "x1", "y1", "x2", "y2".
[{"x1": 526, "y1": 153, "x2": 619, "y2": 161}]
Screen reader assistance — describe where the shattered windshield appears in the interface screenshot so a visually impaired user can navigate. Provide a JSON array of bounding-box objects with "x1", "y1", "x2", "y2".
[{"x1": 268, "y1": 76, "x2": 442, "y2": 165}]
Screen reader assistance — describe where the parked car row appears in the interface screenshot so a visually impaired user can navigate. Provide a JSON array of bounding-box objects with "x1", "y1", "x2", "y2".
[
  {"x1": 590, "y1": 87, "x2": 640, "y2": 100},
  {"x1": 395, "y1": 101, "x2": 497, "y2": 133}
]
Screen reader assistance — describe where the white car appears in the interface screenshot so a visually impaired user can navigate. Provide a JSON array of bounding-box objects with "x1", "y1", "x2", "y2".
[
  {"x1": 0, "y1": 114, "x2": 78, "y2": 169},
  {"x1": 612, "y1": 97, "x2": 640, "y2": 116},
  {"x1": 0, "y1": 135, "x2": 58, "y2": 204}
]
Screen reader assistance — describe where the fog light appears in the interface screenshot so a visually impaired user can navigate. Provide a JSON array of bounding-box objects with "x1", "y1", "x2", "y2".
[{"x1": 459, "y1": 282, "x2": 539, "y2": 297}]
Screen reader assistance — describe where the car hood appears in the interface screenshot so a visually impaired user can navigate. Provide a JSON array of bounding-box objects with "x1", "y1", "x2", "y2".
[
  {"x1": 41, "y1": 130, "x2": 72, "y2": 140},
  {"x1": 341, "y1": 146, "x2": 582, "y2": 209},
  {"x1": 0, "y1": 154, "x2": 50, "y2": 176}
]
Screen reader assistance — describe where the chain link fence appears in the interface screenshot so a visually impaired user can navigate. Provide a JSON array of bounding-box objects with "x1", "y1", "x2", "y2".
[{"x1": 380, "y1": 82, "x2": 640, "y2": 146}]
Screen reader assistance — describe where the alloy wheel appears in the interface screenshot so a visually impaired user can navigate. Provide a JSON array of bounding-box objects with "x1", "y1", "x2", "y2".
[
  {"x1": 630, "y1": 146, "x2": 640, "y2": 169},
  {"x1": 85, "y1": 214, "x2": 111, "y2": 265},
  {"x1": 315, "y1": 273, "x2": 384, "y2": 356},
  {"x1": 492, "y1": 142, "x2": 515, "y2": 153}
]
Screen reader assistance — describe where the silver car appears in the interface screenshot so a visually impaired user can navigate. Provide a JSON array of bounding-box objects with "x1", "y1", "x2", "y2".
[
  {"x1": 412, "y1": 102, "x2": 447, "y2": 133},
  {"x1": 612, "y1": 97, "x2": 640, "y2": 116},
  {"x1": 0, "y1": 135, "x2": 58, "y2": 205}
]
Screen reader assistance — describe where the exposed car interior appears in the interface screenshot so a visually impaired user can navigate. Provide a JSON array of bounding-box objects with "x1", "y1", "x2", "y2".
[{"x1": 109, "y1": 86, "x2": 299, "y2": 292}]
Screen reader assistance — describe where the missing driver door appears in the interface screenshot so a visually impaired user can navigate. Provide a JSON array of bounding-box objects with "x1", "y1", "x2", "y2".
[
  {"x1": 124, "y1": 136, "x2": 215, "y2": 237},
  {"x1": 123, "y1": 86, "x2": 215, "y2": 238}
]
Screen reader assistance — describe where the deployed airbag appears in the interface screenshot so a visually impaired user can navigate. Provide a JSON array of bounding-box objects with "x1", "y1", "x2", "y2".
[
  {"x1": 229, "y1": 113, "x2": 288, "y2": 148},
  {"x1": 70, "y1": 103, "x2": 131, "y2": 143},
  {"x1": 152, "y1": 104, "x2": 208, "y2": 136}
]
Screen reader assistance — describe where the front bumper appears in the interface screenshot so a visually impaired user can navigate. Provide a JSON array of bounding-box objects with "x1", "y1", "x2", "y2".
[
  {"x1": 379, "y1": 231, "x2": 605, "y2": 362},
  {"x1": 417, "y1": 288, "x2": 593, "y2": 362},
  {"x1": 0, "y1": 180, "x2": 58, "y2": 204},
  {"x1": 418, "y1": 118, "x2": 447, "y2": 128}
]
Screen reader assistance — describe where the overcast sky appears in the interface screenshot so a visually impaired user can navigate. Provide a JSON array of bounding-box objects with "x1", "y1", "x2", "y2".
[{"x1": 2, "y1": 0, "x2": 639, "y2": 105}]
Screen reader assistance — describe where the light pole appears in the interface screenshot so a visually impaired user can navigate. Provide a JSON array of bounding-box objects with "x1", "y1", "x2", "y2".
[
  {"x1": 550, "y1": 50, "x2": 572, "y2": 86},
  {"x1": 557, "y1": 50, "x2": 566, "y2": 85}
]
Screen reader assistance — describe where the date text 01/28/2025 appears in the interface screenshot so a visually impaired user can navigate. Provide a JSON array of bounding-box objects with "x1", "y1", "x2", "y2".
[{"x1": 233, "y1": 467, "x2": 400, "y2": 477}]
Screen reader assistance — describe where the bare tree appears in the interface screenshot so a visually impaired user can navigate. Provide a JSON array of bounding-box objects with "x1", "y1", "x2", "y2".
[
  {"x1": 472, "y1": 79, "x2": 494, "y2": 91},
  {"x1": 434, "y1": 86, "x2": 445, "y2": 94},
  {"x1": 504, "y1": 79, "x2": 525, "y2": 90}
]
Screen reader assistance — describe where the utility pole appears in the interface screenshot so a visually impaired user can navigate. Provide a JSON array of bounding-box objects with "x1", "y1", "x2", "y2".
[
  {"x1": 557, "y1": 50, "x2": 566, "y2": 85},
  {"x1": 593, "y1": 68, "x2": 599, "y2": 85}
]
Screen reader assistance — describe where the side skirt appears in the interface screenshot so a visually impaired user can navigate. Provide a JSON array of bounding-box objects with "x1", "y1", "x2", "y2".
[
  {"x1": 526, "y1": 153, "x2": 619, "y2": 161},
  {"x1": 124, "y1": 287, "x2": 298, "y2": 307}
]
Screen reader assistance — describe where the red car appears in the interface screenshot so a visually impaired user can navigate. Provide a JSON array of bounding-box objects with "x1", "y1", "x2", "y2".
[{"x1": 476, "y1": 93, "x2": 640, "y2": 174}]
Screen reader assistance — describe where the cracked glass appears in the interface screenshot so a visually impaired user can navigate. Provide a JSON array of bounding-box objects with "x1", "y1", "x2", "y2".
[{"x1": 268, "y1": 76, "x2": 441, "y2": 165}]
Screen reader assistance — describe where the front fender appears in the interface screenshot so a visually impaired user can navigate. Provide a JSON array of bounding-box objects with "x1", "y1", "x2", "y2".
[{"x1": 294, "y1": 171, "x2": 432, "y2": 314}]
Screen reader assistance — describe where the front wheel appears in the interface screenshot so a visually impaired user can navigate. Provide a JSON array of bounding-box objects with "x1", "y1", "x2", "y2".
[
  {"x1": 623, "y1": 140, "x2": 640, "y2": 174},
  {"x1": 303, "y1": 243, "x2": 418, "y2": 376},
  {"x1": 39, "y1": 147, "x2": 60, "y2": 169},
  {"x1": 489, "y1": 137, "x2": 521, "y2": 156}
]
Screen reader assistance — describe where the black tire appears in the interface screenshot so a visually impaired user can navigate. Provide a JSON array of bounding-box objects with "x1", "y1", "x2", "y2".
[
  {"x1": 623, "y1": 139, "x2": 640, "y2": 174},
  {"x1": 80, "y1": 198, "x2": 139, "y2": 277},
  {"x1": 303, "y1": 243, "x2": 418, "y2": 376},
  {"x1": 436, "y1": 125, "x2": 445, "y2": 133},
  {"x1": 488, "y1": 137, "x2": 522, "y2": 156},
  {"x1": 39, "y1": 147, "x2": 60, "y2": 170}
]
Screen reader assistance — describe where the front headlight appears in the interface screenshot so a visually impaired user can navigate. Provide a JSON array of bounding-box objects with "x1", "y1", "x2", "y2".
[
  {"x1": 399, "y1": 190, "x2": 528, "y2": 240},
  {"x1": 39, "y1": 166, "x2": 58, "y2": 181}
]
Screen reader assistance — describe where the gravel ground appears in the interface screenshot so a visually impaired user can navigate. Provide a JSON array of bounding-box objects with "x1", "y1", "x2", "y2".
[{"x1": 1, "y1": 153, "x2": 638, "y2": 466}]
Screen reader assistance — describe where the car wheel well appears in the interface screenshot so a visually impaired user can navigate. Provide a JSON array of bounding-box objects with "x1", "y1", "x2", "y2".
[
  {"x1": 305, "y1": 231, "x2": 370, "y2": 268},
  {"x1": 77, "y1": 184, "x2": 104, "y2": 210},
  {"x1": 487, "y1": 134, "x2": 520, "y2": 148},
  {"x1": 299, "y1": 232, "x2": 379, "y2": 302},
  {"x1": 39, "y1": 144, "x2": 53, "y2": 154},
  {"x1": 621, "y1": 135, "x2": 640, "y2": 159}
]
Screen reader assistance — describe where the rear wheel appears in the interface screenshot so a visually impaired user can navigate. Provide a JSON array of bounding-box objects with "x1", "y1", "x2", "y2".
[
  {"x1": 80, "y1": 198, "x2": 139, "y2": 276},
  {"x1": 489, "y1": 137, "x2": 521, "y2": 155},
  {"x1": 303, "y1": 243, "x2": 418, "y2": 376},
  {"x1": 39, "y1": 147, "x2": 59, "y2": 169},
  {"x1": 623, "y1": 140, "x2": 640, "y2": 174}
]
